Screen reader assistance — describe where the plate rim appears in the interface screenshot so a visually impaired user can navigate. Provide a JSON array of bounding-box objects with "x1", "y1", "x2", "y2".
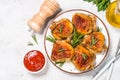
[{"x1": 44, "y1": 9, "x2": 110, "y2": 74}]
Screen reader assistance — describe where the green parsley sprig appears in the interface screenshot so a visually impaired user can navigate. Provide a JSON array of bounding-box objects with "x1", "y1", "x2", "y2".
[{"x1": 83, "y1": 0, "x2": 111, "y2": 12}]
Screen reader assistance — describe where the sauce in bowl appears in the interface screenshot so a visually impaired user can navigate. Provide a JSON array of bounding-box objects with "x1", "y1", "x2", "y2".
[{"x1": 24, "y1": 50, "x2": 45, "y2": 72}]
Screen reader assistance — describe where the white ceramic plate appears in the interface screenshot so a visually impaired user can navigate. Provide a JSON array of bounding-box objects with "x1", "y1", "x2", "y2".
[{"x1": 44, "y1": 9, "x2": 110, "y2": 74}]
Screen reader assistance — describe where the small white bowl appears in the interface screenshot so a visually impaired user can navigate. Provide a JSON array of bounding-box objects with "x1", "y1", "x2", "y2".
[{"x1": 23, "y1": 50, "x2": 47, "y2": 74}]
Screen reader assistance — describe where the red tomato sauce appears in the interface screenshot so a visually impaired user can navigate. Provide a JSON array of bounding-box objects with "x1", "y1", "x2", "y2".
[{"x1": 24, "y1": 50, "x2": 45, "y2": 72}]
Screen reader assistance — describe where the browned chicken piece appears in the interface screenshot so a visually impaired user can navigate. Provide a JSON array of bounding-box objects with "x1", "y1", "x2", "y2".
[
  {"x1": 50, "y1": 18, "x2": 74, "y2": 40},
  {"x1": 89, "y1": 15, "x2": 97, "y2": 32},
  {"x1": 51, "y1": 41, "x2": 74, "y2": 62},
  {"x1": 72, "y1": 13, "x2": 93, "y2": 35},
  {"x1": 82, "y1": 32, "x2": 107, "y2": 54},
  {"x1": 72, "y1": 45, "x2": 96, "y2": 71}
]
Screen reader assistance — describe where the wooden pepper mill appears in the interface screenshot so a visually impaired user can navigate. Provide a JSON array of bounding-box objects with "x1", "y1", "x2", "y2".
[{"x1": 27, "y1": 0, "x2": 60, "y2": 32}]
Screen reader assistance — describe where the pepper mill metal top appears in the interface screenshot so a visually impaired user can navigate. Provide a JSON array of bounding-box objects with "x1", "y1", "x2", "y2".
[{"x1": 27, "y1": 0, "x2": 60, "y2": 32}]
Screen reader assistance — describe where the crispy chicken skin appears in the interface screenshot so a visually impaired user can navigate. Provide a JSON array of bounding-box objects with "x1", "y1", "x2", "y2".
[
  {"x1": 89, "y1": 15, "x2": 97, "y2": 32},
  {"x1": 82, "y1": 32, "x2": 107, "y2": 54},
  {"x1": 72, "y1": 45, "x2": 96, "y2": 71},
  {"x1": 50, "y1": 18, "x2": 74, "y2": 40},
  {"x1": 72, "y1": 13, "x2": 93, "y2": 35},
  {"x1": 51, "y1": 41, "x2": 74, "y2": 62}
]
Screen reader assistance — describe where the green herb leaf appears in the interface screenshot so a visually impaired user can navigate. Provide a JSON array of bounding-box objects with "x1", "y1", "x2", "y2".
[
  {"x1": 93, "y1": 0, "x2": 102, "y2": 5},
  {"x1": 27, "y1": 41, "x2": 34, "y2": 46},
  {"x1": 58, "y1": 48, "x2": 65, "y2": 53},
  {"x1": 98, "y1": 3, "x2": 104, "y2": 12},
  {"x1": 97, "y1": 27, "x2": 102, "y2": 32},
  {"x1": 102, "y1": 0, "x2": 110, "y2": 11},
  {"x1": 46, "y1": 35, "x2": 56, "y2": 43},
  {"x1": 32, "y1": 34, "x2": 38, "y2": 45},
  {"x1": 91, "y1": 36, "x2": 98, "y2": 46},
  {"x1": 82, "y1": 53, "x2": 87, "y2": 61},
  {"x1": 59, "y1": 26, "x2": 63, "y2": 33},
  {"x1": 84, "y1": 0, "x2": 111, "y2": 12},
  {"x1": 71, "y1": 28, "x2": 84, "y2": 47},
  {"x1": 55, "y1": 61, "x2": 65, "y2": 67},
  {"x1": 84, "y1": 0, "x2": 93, "y2": 2}
]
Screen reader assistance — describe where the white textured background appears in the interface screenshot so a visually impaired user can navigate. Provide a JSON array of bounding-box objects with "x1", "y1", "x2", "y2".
[{"x1": 0, "y1": 0, "x2": 120, "y2": 80}]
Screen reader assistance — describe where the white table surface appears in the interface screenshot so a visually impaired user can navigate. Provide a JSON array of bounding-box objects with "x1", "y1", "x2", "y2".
[{"x1": 0, "y1": 0, "x2": 120, "y2": 80}]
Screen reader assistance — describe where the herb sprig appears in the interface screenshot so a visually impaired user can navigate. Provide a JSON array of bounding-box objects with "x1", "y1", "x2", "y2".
[
  {"x1": 91, "y1": 36, "x2": 98, "y2": 46},
  {"x1": 71, "y1": 28, "x2": 84, "y2": 47},
  {"x1": 97, "y1": 27, "x2": 102, "y2": 32},
  {"x1": 58, "y1": 48, "x2": 65, "y2": 53},
  {"x1": 55, "y1": 61, "x2": 65, "y2": 67},
  {"x1": 59, "y1": 26, "x2": 63, "y2": 33},
  {"x1": 27, "y1": 41, "x2": 34, "y2": 46},
  {"x1": 27, "y1": 34, "x2": 38, "y2": 46},
  {"x1": 84, "y1": 0, "x2": 111, "y2": 12},
  {"x1": 82, "y1": 53, "x2": 87, "y2": 61},
  {"x1": 46, "y1": 35, "x2": 56, "y2": 43},
  {"x1": 32, "y1": 34, "x2": 38, "y2": 45}
]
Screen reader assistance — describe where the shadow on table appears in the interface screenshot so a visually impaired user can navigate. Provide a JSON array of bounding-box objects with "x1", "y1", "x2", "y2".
[{"x1": 28, "y1": 59, "x2": 49, "y2": 77}]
